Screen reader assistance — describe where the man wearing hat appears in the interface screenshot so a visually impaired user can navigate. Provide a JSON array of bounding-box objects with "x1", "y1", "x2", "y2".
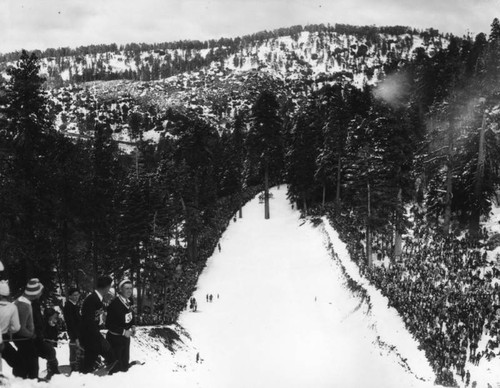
[
  {"x1": 106, "y1": 278, "x2": 136, "y2": 373},
  {"x1": 80, "y1": 275, "x2": 116, "y2": 374},
  {"x1": 13, "y1": 278, "x2": 44, "y2": 378},
  {"x1": 63, "y1": 287, "x2": 82, "y2": 372},
  {"x1": 0, "y1": 280, "x2": 20, "y2": 373}
]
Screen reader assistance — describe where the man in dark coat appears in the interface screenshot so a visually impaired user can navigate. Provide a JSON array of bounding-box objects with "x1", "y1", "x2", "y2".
[
  {"x1": 106, "y1": 278, "x2": 135, "y2": 373},
  {"x1": 63, "y1": 288, "x2": 82, "y2": 371},
  {"x1": 79, "y1": 276, "x2": 116, "y2": 373},
  {"x1": 33, "y1": 298, "x2": 60, "y2": 378}
]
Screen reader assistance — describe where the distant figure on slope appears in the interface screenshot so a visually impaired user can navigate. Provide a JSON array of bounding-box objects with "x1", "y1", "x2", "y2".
[
  {"x1": 80, "y1": 275, "x2": 116, "y2": 374},
  {"x1": 63, "y1": 287, "x2": 82, "y2": 372},
  {"x1": 209, "y1": 294, "x2": 213, "y2": 303},
  {"x1": 218, "y1": 243, "x2": 221, "y2": 252},
  {"x1": 106, "y1": 278, "x2": 136, "y2": 373},
  {"x1": 189, "y1": 297, "x2": 197, "y2": 312}
]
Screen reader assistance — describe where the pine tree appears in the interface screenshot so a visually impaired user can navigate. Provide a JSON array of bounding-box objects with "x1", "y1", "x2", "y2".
[
  {"x1": 287, "y1": 100, "x2": 320, "y2": 213},
  {"x1": 486, "y1": 18, "x2": 500, "y2": 84},
  {"x1": 82, "y1": 121, "x2": 124, "y2": 283},
  {"x1": 0, "y1": 50, "x2": 58, "y2": 291},
  {"x1": 50, "y1": 135, "x2": 91, "y2": 294},
  {"x1": 247, "y1": 90, "x2": 284, "y2": 219},
  {"x1": 166, "y1": 109, "x2": 219, "y2": 261}
]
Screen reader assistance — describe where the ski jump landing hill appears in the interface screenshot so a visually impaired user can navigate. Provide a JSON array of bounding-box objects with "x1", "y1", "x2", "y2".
[{"x1": 4, "y1": 186, "x2": 461, "y2": 388}]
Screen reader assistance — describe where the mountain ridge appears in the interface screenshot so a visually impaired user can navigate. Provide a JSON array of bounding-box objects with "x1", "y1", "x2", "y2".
[{"x1": 0, "y1": 23, "x2": 451, "y2": 149}]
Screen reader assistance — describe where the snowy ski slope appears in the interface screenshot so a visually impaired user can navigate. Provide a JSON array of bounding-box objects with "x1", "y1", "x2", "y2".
[{"x1": 3, "y1": 186, "x2": 439, "y2": 388}]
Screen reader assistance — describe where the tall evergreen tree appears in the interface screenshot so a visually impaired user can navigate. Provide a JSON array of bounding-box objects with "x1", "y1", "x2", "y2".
[
  {"x1": 82, "y1": 121, "x2": 124, "y2": 282},
  {"x1": 287, "y1": 99, "x2": 320, "y2": 213},
  {"x1": 247, "y1": 90, "x2": 284, "y2": 219},
  {"x1": 0, "y1": 51, "x2": 58, "y2": 291},
  {"x1": 167, "y1": 109, "x2": 218, "y2": 261}
]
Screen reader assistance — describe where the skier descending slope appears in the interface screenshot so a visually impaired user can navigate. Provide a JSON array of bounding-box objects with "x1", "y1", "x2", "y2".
[{"x1": 180, "y1": 186, "x2": 437, "y2": 388}]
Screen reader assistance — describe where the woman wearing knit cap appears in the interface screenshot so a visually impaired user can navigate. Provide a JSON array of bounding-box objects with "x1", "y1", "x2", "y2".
[
  {"x1": 106, "y1": 278, "x2": 136, "y2": 373},
  {"x1": 0, "y1": 280, "x2": 20, "y2": 374},
  {"x1": 13, "y1": 278, "x2": 43, "y2": 378}
]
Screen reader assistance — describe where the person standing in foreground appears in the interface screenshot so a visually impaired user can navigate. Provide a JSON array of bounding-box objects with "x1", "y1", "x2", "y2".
[
  {"x1": 32, "y1": 294, "x2": 61, "y2": 379},
  {"x1": 14, "y1": 278, "x2": 43, "y2": 378},
  {"x1": 106, "y1": 278, "x2": 135, "y2": 373},
  {"x1": 40, "y1": 307, "x2": 61, "y2": 378},
  {"x1": 0, "y1": 280, "x2": 20, "y2": 374},
  {"x1": 80, "y1": 276, "x2": 116, "y2": 374},
  {"x1": 63, "y1": 288, "x2": 82, "y2": 372}
]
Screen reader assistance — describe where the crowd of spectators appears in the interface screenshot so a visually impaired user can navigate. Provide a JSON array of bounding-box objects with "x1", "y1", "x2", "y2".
[{"x1": 325, "y1": 205, "x2": 500, "y2": 387}]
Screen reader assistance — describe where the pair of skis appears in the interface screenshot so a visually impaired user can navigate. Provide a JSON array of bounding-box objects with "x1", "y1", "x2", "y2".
[{"x1": 40, "y1": 360, "x2": 145, "y2": 379}]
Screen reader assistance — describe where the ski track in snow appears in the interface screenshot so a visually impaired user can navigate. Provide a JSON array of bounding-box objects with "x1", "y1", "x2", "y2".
[{"x1": 4, "y1": 186, "x2": 441, "y2": 388}]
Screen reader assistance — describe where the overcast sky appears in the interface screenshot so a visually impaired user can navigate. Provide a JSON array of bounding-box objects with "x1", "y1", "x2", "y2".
[{"x1": 1, "y1": 0, "x2": 499, "y2": 54}]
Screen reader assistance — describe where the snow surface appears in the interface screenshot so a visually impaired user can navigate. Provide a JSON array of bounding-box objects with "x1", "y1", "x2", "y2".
[{"x1": 4, "y1": 186, "x2": 442, "y2": 388}]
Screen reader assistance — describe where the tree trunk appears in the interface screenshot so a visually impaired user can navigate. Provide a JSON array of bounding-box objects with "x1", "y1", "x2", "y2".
[
  {"x1": 394, "y1": 188, "x2": 403, "y2": 260},
  {"x1": 162, "y1": 284, "x2": 169, "y2": 317},
  {"x1": 470, "y1": 110, "x2": 487, "y2": 239},
  {"x1": 335, "y1": 152, "x2": 342, "y2": 209},
  {"x1": 322, "y1": 184, "x2": 326, "y2": 208},
  {"x1": 135, "y1": 149, "x2": 139, "y2": 179},
  {"x1": 61, "y1": 220, "x2": 70, "y2": 297},
  {"x1": 136, "y1": 260, "x2": 142, "y2": 314},
  {"x1": 443, "y1": 121, "x2": 454, "y2": 235},
  {"x1": 91, "y1": 231, "x2": 98, "y2": 288},
  {"x1": 443, "y1": 162, "x2": 453, "y2": 235},
  {"x1": 366, "y1": 181, "x2": 372, "y2": 267},
  {"x1": 150, "y1": 281, "x2": 155, "y2": 315},
  {"x1": 238, "y1": 193, "x2": 243, "y2": 218},
  {"x1": 264, "y1": 165, "x2": 270, "y2": 219},
  {"x1": 179, "y1": 196, "x2": 193, "y2": 260}
]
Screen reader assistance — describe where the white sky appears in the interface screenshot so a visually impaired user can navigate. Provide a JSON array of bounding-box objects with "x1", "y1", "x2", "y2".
[{"x1": 0, "y1": 0, "x2": 499, "y2": 54}]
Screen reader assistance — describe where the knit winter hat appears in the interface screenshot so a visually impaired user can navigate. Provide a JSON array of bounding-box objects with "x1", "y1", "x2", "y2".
[
  {"x1": 0, "y1": 280, "x2": 10, "y2": 297},
  {"x1": 25, "y1": 278, "x2": 44, "y2": 296},
  {"x1": 118, "y1": 278, "x2": 132, "y2": 290}
]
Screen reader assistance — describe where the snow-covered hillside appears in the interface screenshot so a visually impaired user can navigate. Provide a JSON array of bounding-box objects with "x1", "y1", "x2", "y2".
[
  {"x1": 0, "y1": 24, "x2": 452, "y2": 152},
  {"x1": 1, "y1": 28, "x2": 446, "y2": 86}
]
